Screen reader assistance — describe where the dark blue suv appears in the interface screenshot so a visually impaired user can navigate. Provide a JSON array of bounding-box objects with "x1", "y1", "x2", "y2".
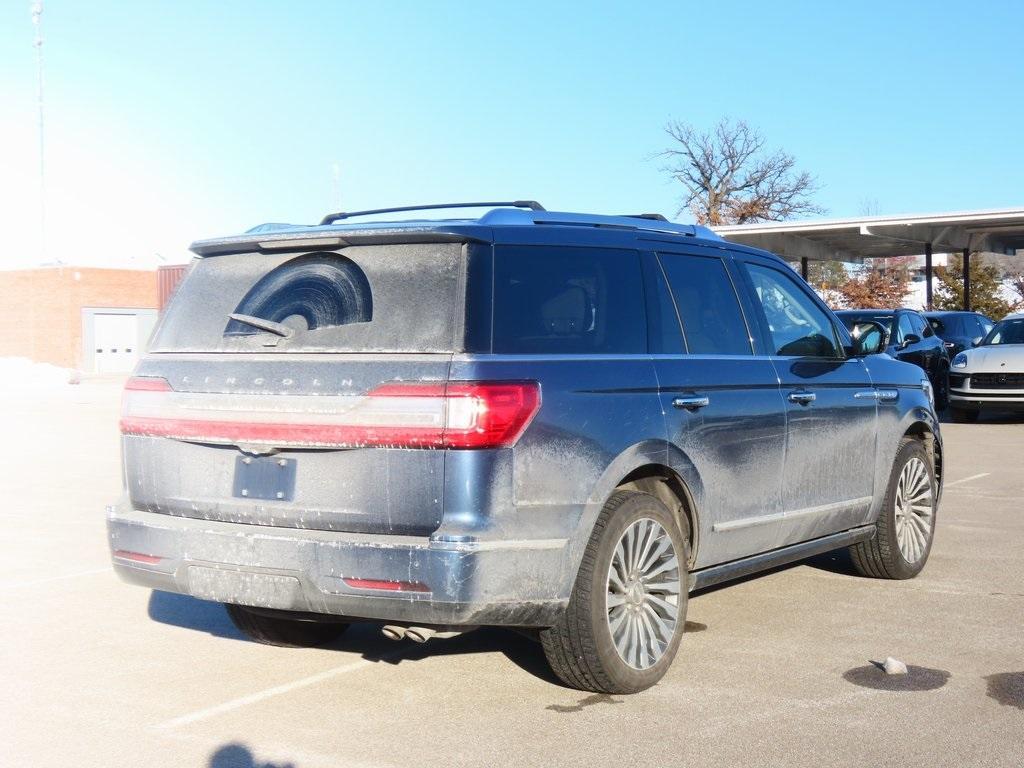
[
  {"x1": 835, "y1": 309, "x2": 951, "y2": 411},
  {"x1": 924, "y1": 311, "x2": 995, "y2": 356},
  {"x1": 108, "y1": 202, "x2": 943, "y2": 693}
]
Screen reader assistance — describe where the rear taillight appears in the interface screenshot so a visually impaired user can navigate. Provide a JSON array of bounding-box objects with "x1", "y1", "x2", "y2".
[
  {"x1": 120, "y1": 377, "x2": 540, "y2": 450},
  {"x1": 124, "y1": 377, "x2": 173, "y2": 392}
]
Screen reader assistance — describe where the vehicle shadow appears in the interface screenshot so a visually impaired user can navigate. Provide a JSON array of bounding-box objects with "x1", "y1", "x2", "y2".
[
  {"x1": 148, "y1": 590, "x2": 247, "y2": 640},
  {"x1": 149, "y1": 552, "x2": 855, "y2": 687},
  {"x1": 146, "y1": 590, "x2": 563, "y2": 687},
  {"x1": 347, "y1": 623, "x2": 564, "y2": 686},
  {"x1": 208, "y1": 742, "x2": 294, "y2": 768}
]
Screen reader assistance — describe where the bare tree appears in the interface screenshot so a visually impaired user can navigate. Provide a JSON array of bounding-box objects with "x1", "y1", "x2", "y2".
[{"x1": 660, "y1": 118, "x2": 825, "y2": 225}]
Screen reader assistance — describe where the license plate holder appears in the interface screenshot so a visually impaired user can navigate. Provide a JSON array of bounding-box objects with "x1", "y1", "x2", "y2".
[
  {"x1": 232, "y1": 456, "x2": 296, "y2": 501},
  {"x1": 188, "y1": 566, "x2": 303, "y2": 609}
]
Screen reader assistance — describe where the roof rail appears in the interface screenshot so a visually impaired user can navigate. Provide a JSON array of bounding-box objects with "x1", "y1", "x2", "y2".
[
  {"x1": 617, "y1": 213, "x2": 669, "y2": 222},
  {"x1": 320, "y1": 200, "x2": 545, "y2": 226},
  {"x1": 478, "y1": 209, "x2": 721, "y2": 240}
]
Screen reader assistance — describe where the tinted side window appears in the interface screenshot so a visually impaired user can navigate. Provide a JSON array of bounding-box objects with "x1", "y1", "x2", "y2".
[
  {"x1": 967, "y1": 315, "x2": 988, "y2": 339},
  {"x1": 743, "y1": 263, "x2": 842, "y2": 357},
  {"x1": 908, "y1": 313, "x2": 929, "y2": 337},
  {"x1": 897, "y1": 313, "x2": 914, "y2": 342},
  {"x1": 492, "y1": 246, "x2": 645, "y2": 354},
  {"x1": 658, "y1": 253, "x2": 752, "y2": 355},
  {"x1": 641, "y1": 252, "x2": 685, "y2": 354}
]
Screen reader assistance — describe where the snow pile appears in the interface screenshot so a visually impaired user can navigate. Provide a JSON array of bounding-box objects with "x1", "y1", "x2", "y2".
[{"x1": 0, "y1": 357, "x2": 80, "y2": 391}]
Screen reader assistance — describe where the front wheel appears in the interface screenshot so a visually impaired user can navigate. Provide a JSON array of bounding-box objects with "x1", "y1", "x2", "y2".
[
  {"x1": 850, "y1": 438, "x2": 937, "y2": 579},
  {"x1": 225, "y1": 604, "x2": 349, "y2": 647},
  {"x1": 541, "y1": 490, "x2": 689, "y2": 694}
]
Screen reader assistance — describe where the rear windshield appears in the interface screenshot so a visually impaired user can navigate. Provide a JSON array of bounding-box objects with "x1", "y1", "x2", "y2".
[{"x1": 150, "y1": 243, "x2": 464, "y2": 353}]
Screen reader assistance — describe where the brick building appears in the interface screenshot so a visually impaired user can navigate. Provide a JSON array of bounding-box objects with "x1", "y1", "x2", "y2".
[{"x1": 0, "y1": 267, "x2": 160, "y2": 373}]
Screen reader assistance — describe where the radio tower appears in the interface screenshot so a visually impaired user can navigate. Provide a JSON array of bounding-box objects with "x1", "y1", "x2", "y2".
[{"x1": 30, "y1": 1, "x2": 45, "y2": 261}]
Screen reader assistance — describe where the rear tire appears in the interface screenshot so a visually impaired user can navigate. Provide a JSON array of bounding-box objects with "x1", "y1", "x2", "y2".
[
  {"x1": 950, "y1": 406, "x2": 978, "y2": 423},
  {"x1": 850, "y1": 438, "x2": 936, "y2": 580},
  {"x1": 225, "y1": 604, "x2": 349, "y2": 647},
  {"x1": 541, "y1": 490, "x2": 689, "y2": 694}
]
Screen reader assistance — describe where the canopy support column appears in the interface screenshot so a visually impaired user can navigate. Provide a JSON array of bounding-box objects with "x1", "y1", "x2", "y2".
[
  {"x1": 800, "y1": 257, "x2": 808, "y2": 281},
  {"x1": 962, "y1": 248, "x2": 971, "y2": 312},
  {"x1": 925, "y1": 242, "x2": 933, "y2": 309}
]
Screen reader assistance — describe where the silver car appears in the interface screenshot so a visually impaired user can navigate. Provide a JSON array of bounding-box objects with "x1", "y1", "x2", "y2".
[{"x1": 948, "y1": 313, "x2": 1024, "y2": 421}]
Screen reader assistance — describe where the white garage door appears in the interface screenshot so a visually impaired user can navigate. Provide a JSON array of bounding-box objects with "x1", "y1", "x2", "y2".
[{"x1": 93, "y1": 313, "x2": 139, "y2": 373}]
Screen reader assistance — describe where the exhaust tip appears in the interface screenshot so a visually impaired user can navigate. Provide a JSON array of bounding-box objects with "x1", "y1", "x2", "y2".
[
  {"x1": 381, "y1": 625, "x2": 407, "y2": 641},
  {"x1": 405, "y1": 626, "x2": 435, "y2": 643}
]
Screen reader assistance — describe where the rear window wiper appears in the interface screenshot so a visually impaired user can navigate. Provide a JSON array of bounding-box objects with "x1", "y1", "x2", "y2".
[{"x1": 228, "y1": 313, "x2": 295, "y2": 344}]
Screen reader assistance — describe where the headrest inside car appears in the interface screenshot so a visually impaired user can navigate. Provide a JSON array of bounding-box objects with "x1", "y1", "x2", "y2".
[{"x1": 542, "y1": 285, "x2": 589, "y2": 335}]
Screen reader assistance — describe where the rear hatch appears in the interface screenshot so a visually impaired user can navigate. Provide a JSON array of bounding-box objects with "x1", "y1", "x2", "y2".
[{"x1": 123, "y1": 242, "x2": 466, "y2": 536}]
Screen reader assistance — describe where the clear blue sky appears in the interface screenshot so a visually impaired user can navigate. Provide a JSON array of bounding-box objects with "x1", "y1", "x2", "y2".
[{"x1": 1, "y1": 1, "x2": 1022, "y2": 266}]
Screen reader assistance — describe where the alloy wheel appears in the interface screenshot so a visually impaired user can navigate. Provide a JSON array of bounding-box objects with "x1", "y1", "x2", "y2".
[
  {"x1": 894, "y1": 457, "x2": 934, "y2": 563},
  {"x1": 605, "y1": 517, "x2": 681, "y2": 670}
]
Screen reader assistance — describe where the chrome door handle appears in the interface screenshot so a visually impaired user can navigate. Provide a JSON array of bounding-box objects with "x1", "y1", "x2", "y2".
[
  {"x1": 854, "y1": 389, "x2": 898, "y2": 402},
  {"x1": 672, "y1": 395, "x2": 710, "y2": 411},
  {"x1": 788, "y1": 391, "x2": 816, "y2": 405}
]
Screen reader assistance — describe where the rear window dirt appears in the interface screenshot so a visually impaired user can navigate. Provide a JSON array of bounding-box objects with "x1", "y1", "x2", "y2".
[{"x1": 149, "y1": 243, "x2": 465, "y2": 353}]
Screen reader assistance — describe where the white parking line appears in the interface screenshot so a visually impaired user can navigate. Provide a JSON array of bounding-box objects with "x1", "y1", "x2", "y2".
[
  {"x1": 154, "y1": 649, "x2": 407, "y2": 730},
  {"x1": 944, "y1": 472, "x2": 991, "y2": 488},
  {"x1": 2, "y1": 566, "x2": 112, "y2": 589}
]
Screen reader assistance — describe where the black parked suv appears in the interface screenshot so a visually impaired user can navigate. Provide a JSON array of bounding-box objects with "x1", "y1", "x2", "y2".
[
  {"x1": 835, "y1": 309, "x2": 950, "y2": 411},
  {"x1": 924, "y1": 311, "x2": 995, "y2": 356},
  {"x1": 109, "y1": 202, "x2": 943, "y2": 693}
]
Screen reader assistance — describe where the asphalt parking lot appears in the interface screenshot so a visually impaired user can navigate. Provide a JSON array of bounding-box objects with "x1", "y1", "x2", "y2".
[{"x1": 3, "y1": 378, "x2": 1022, "y2": 768}]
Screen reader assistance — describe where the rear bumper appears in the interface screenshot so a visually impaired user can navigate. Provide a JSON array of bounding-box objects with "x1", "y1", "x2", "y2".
[{"x1": 107, "y1": 501, "x2": 570, "y2": 627}]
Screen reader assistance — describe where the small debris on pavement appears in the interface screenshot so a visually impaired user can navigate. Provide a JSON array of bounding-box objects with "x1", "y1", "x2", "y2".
[{"x1": 883, "y1": 657, "x2": 909, "y2": 675}]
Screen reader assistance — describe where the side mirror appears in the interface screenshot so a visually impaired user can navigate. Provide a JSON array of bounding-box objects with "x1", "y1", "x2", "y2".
[
  {"x1": 971, "y1": 336, "x2": 983, "y2": 347},
  {"x1": 850, "y1": 321, "x2": 886, "y2": 356},
  {"x1": 900, "y1": 333, "x2": 921, "y2": 349}
]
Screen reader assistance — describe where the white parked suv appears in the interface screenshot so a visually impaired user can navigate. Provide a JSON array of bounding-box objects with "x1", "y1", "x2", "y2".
[{"x1": 948, "y1": 313, "x2": 1024, "y2": 422}]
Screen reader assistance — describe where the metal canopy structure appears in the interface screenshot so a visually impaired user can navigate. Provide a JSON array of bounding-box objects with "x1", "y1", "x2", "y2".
[{"x1": 713, "y1": 208, "x2": 1024, "y2": 311}]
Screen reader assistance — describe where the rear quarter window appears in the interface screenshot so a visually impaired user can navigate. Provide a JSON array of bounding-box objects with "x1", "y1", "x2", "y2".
[{"x1": 492, "y1": 246, "x2": 646, "y2": 354}]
